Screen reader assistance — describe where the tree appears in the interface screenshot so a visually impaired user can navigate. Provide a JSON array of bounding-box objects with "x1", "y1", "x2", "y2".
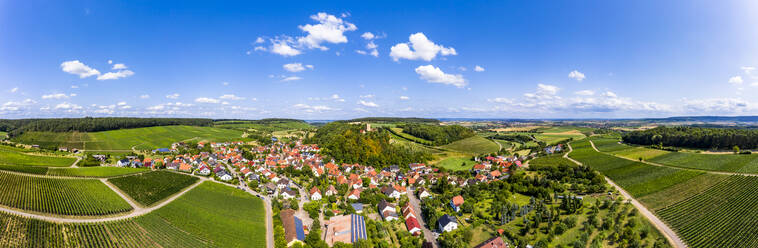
[{"x1": 734, "y1": 145, "x2": 740, "y2": 154}]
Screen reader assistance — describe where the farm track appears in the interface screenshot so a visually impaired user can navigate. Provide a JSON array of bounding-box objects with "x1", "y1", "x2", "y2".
[
  {"x1": 588, "y1": 140, "x2": 758, "y2": 177},
  {"x1": 565, "y1": 142, "x2": 687, "y2": 248}
]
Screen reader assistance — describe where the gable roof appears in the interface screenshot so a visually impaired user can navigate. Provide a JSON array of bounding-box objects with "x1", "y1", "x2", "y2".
[
  {"x1": 438, "y1": 214, "x2": 457, "y2": 228},
  {"x1": 452, "y1": 195, "x2": 464, "y2": 207}
]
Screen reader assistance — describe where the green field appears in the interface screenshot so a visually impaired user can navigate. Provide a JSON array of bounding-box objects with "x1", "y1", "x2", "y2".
[
  {"x1": 13, "y1": 125, "x2": 244, "y2": 151},
  {"x1": 0, "y1": 181, "x2": 265, "y2": 247},
  {"x1": 440, "y1": 135, "x2": 500, "y2": 154},
  {"x1": 109, "y1": 171, "x2": 199, "y2": 206},
  {"x1": 214, "y1": 120, "x2": 312, "y2": 132},
  {"x1": 0, "y1": 145, "x2": 75, "y2": 167},
  {"x1": 0, "y1": 131, "x2": 7, "y2": 139},
  {"x1": 47, "y1": 167, "x2": 148, "y2": 178},
  {"x1": 0, "y1": 171, "x2": 132, "y2": 216},
  {"x1": 435, "y1": 156, "x2": 477, "y2": 171}
]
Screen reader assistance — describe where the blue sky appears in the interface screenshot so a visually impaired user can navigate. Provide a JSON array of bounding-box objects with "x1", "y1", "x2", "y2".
[{"x1": 2, "y1": 0, "x2": 758, "y2": 119}]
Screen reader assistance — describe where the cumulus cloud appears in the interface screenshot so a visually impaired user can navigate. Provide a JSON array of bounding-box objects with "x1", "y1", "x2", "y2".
[
  {"x1": 281, "y1": 76, "x2": 303, "y2": 82},
  {"x1": 331, "y1": 94, "x2": 345, "y2": 102},
  {"x1": 297, "y1": 12, "x2": 357, "y2": 50},
  {"x1": 400, "y1": 96, "x2": 410, "y2": 100},
  {"x1": 474, "y1": 65, "x2": 485, "y2": 72},
  {"x1": 0, "y1": 99, "x2": 36, "y2": 111},
  {"x1": 112, "y1": 63, "x2": 127, "y2": 70},
  {"x1": 54, "y1": 102, "x2": 82, "y2": 110},
  {"x1": 60, "y1": 60, "x2": 100, "y2": 78},
  {"x1": 575, "y1": 90, "x2": 595, "y2": 96},
  {"x1": 97, "y1": 70, "x2": 134, "y2": 80},
  {"x1": 195, "y1": 97, "x2": 221, "y2": 104},
  {"x1": 414, "y1": 65, "x2": 466, "y2": 88},
  {"x1": 219, "y1": 94, "x2": 245, "y2": 100},
  {"x1": 270, "y1": 37, "x2": 302, "y2": 56},
  {"x1": 10, "y1": 87, "x2": 18, "y2": 93},
  {"x1": 682, "y1": 98, "x2": 752, "y2": 114},
  {"x1": 729, "y1": 76, "x2": 743, "y2": 84},
  {"x1": 166, "y1": 93, "x2": 180, "y2": 99},
  {"x1": 283, "y1": 63, "x2": 313, "y2": 72},
  {"x1": 360, "y1": 94, "x2": 374, "y2": 99},
  {"x1": 361, "y1": 32, "x2": 375, "y2": 40},
  {"x1": 390, "y1": 33, "x2": 456, "y2": 61},
  {"x1": 42, "y1": 93, "x2": 71, "y2": 99},
  {"x1": 568, "y1": 70, "x2": 586, "y2": 82},
  {"x1": 358, "y1": 100, "x2": 379, "y2": 107},
  {"x1": 294, "y1": 103, "x2": 333, "y2": 113}
]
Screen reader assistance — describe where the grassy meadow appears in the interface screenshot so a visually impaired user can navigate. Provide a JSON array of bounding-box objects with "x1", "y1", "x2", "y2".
[
  {"x1": 440, "y1": 135, "x2": 500, "y2": 154},
  {"x1": 0, "y1": 145, "x2": 75, "y2": 167}
]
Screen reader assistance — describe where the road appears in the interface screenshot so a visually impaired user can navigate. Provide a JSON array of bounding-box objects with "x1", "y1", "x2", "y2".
[
  {"x1": 70, "y1": 156, "x2": 81, "y2": 168},
  {"x1": 407, "y1": 187, "x2": 438, "y2": 248},
  {"x1": 565, "y1": 142, "x2": 687, "y2": 248}
]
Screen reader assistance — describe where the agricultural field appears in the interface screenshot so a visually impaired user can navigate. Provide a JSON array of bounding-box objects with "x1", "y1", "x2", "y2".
[
  {"x1": 434, "y1": 156, "x2": 477, "y2": 171},
  {"x1": 0, "y1": 164, "x2": 49, "y2": 175},
  {"x1": 0, "y1": 171, "x2": 132, "y2": 216},
  {"x1": 13, "y1": 125, "x2": 244, "y2": 151},
  {"x1": 0, "y1": 131, "x2": 7, "y2": 139},
  {"x1": 109, "y1": 171, "x2": 199, "y2": 206},
  {"x1": 0, "y1": 182, "x2": 265, "y2": 247},
  {"x1": 657, "y1": 176, "x2": 758, "y2": 247},
  {"x1": 440, "y1": 135, "x2": 500, "y2": 154},
  {"x1": 47, "y1": 167, "x2": 147, "y2": 178},
  {"x1": 389, "y1": 127, "x2": 434, "y2": 145},
  {"x1": 214, "y1": 120, "x2": 312, "y2": 132},
  {"x1": 0, "y1": 145, "x2": 75, "y2": 167}
]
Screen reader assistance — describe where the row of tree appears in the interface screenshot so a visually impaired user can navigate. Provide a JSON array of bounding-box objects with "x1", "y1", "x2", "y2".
[
  {"x1": 1, "y1": 117, "x2": 213, "y2": 137},
  {"x1": 622, "y1": 126, "x2": 758, "y2": 149},
  {"x1": 399, "y1": 123, "x2": 475, "y2": 145}
]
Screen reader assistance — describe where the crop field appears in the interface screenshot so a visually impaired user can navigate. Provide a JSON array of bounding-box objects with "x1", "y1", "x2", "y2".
[
  {"x1": 109, "y1": 171, "x2": 198, "y2": 206},
  {"x1": 568, "y1": 139, "x2": 701, "y2": 197},
  {"x1": 0, "y1": 164, "x2": 48, "y2": 175},
  {"x1": 440, "y1": 135, "x2": 499, "y2": 154},
  {"x1": 610, "y1": 147, "x2": 669, "y2": 161},
  {"x1": 389, "y1": 127, "x2": 434, "y2": 145},
  {"x1": 435, "y1": 156, "x2": 477, "y2": 171},
  {"x1": 13, "y1": 126, "x2": 244, "y2": 151},
  {"x1": 657, "y1": 175, "x2": 758, "y2": 247},
  {"x1": 0, "y1": 171, "x2": 131, "y2": 216},
  {"x1": 0, "y1": 146, "x2": 75, "y2": 167},
  {"x1": 389, "y1": 135, "x2": 444, "y2": 154},
  {"x1": 588, "y1": 137, "x2": 628, "y2": 152},
  {"x1": 0, "y1": 182, "x2": 265, "y2": 247},
  {"x1": 47, "y1": 167, "x2": 147, "y2": 178}
]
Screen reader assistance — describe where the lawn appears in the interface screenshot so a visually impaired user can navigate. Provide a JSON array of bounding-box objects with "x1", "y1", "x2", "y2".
[
  {"x1": 13, "y1": 125, "x2": 244, "y2": 151},
  {"x1": 109, "y1": 171, "x2": 199, "y2": 206},
  {"x1": 0, "y1": 145, "x2": 75, "y2": 167},
  {"x1": 47, "y1": 166, "x2": 148, "y2": 178},
  {"x1": 440, "y1": 135, "x2": 500, "y2": 154},
  {"x1": 435, "y1": 156, "x2": 477, "y2": 171}
]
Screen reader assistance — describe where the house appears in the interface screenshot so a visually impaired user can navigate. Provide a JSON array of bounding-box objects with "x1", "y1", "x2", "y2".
[
  {"x1": 280, "y1": 209, "x2": 306, "y2": 246},
  {"x1": 378, "y1": 199, "x2": 398, "y2": 221},
  {"x1": 217, "y1": 170, "x2": 233, "y2": 181},
  {"x1": 351, "y1": 203, "x2": 364, "y2": 214},
  {"x1": 405, "y1": 216, "x2": 422, "y2": 235},
  {"x1": 153, "y1": 148, "x2": 170, "y2": 153},
  {"x1": 179, "y1": 163, "x2": 192, "y2": 172},
  {"x1": 347, "y1": 189, "x2": 361, "y2": 200},
  {"x1": 117, "y1": 159, "x2": 130, "y2": 167},
  {"x1": 197, "y1": 165, "x2": 211, "y2": 176},
  {"x1": 266, "y1": 182, "x2": 277, "y2": 194},
  {"x1": 474, "y1": 236, "x2": 508, "y2": 248},
  {"x1": 418, "y1": 187, "x2": 432, "y2": 199},
  {"x1": 451, "y1": 195, "x2": 464, "y2": 212},
  {"x1": 381, "y1": 186, "x2": 400, "y2": 199},
  {"x1": 310, "y1": 187, "x2": 322, "y2": 201},
  {"x1": 437, "y1": 214, "x2": 458, "y2": 232},
  {"x1": 325, "y1": 185, "x2": 338, "y2": 196},
  {"x1": 324, "y1": 214, "x2": 367, "y2": 246},
  {"x1": 402, "y1": 203, "x2": 416, "y2": 220},
  {"x1": 281, "y1": 188, "x2": 297, "y2": 199}
]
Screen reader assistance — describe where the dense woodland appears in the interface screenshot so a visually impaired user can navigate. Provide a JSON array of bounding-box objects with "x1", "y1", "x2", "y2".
[
  {"x1": 1, "y1": 118, "x2": 213, "y2": 137},
  {"x1": 622, "y1": 126, "x2": 758, "y2": 149},
  {"x1": 344, "y1": 117, "x2": 440, "y2": 124},
  {"x1": 398, "y1": 123, "x2": 475, "y2": 145},
  {"x1": 306, "y1": 122, "x2": 433, "y2": 166}
]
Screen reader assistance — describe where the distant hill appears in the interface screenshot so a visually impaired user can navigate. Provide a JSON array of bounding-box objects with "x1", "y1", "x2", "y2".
[
  {"x1": 0, "y1": 117, "x2": 213, "y2": 137},
  {"x1": 344, "y1": 117, "x2": 440, "y2": 124}
]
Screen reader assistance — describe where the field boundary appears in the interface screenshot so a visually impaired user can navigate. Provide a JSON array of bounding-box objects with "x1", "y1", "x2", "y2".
[{"x1": 565, "y1": 142, "x2": 687, "y2": 248}]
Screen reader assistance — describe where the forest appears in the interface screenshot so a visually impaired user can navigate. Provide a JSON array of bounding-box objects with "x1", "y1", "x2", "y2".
[
  {"x1": 306, "y1": 122, "x2": 433, "y2": 166},
  {"x1": 622, "y1": 126, "x2": 758, "y2": 149},
  {"x1": 344, "y1": 117, "x2": 440, "y2": 124},
  {"x1": 0, "y1": 117, "x2": 213, "y2": 137},
  {"x1": 398, "y1": 123, "x2": 475, "y2": 145}
]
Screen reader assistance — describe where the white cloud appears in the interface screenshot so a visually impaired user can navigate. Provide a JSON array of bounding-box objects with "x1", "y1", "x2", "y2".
[
  {"x1": 400, "y1": 96, "x2": 410, "y2": 100},
  {"x1": 331, "y1": 94, "x2": 345, "y2": 102},
  {"x1": 575, "y1": 90, "x2": 595, "y2": 96},
  {"x1": 10, "y1": 87, "x2": 18, "y2": 93},
  {"x1": 474, "y1": 65, "x2": 485, "y2": 72},
  {"x1": 568, "y1": 70, "x2": 586, "y2": 82},
  {"x1": 271, "y1": 38, "x2": 302, "y2": 56},
  {"x1": 601, "y1": 91, "x2": 617, "y2": 98},
  {"x1": 222, "y1": 81, "x2": 229, "y2": 86},
  {"x1": 297, "y1": 12, "x2": 357, "y2": 50},
  {"x1": 361, "y1": 32, "x2": 375, "y2": 40},
  {"x1": 61, "y1": 60, "x2": 100, "y2": 78},
  {"x1": 71, "y1": 85, "x2": 79, "y2": 89},
  {"x1": 112, "y1": 63, "x2": 127, "y2": 70},
  {"x1": 140, "y1": 94, "x2": 150, "y2": 99},
  {"x1": 108, "y1": 60, "x2": 113, "y2": 64},
  {"x1": 117, "y1": 101, "x2": 127, "y2": 106},
  {"x1": 255, "y1": 37, "x2": 265, "y2": 43},
  {"x1": 219, "y1": 94, "x2": 245, "y2": 100},
  {"x1": 281, "y1": 76, "x2": 303, "y2": 82},
  {"x1": 729, "y1": 76, "x2": 743, "y2": 84},
  {"x1": 414, "y1": 65, "x2": 466, "y2": 88},
  {"x1": 166, "y1": 93, "x2": 180, "y2": 99},
  {"x1": 54, "y1": 102, "x2": 82, "y2": 110},
  {"x1": 97, "y1": 70, "x2": 134, "y2": 80},
  {"x1": 195, "y1": 97, "x2": 221, "y2": 104},
  {"x1": 283, "y1": 63, "x2": 313, "y2": 72},
  {"x1": 0, "y1": 99, "x2": 36, "y2": 111},
  {"x1": 390, "y1": 33, "x2": 456, "y2": 61},
  {"x1": 487, "y1": 98, "x2": 513, "y2": 104},
  {"x1": 682, "y1": 98, "x2": 752, "y2": 114},
  {"x1": 293, "y1": 103, "x2": 333, "y2": 113},
  {"x1": 42, "y1": 93, "x2": 70, "y2": 99},
  {"x1": 358, "y1": 100, "x2": 379, "y2": 107},
  {"x1": 537, "y1": 84, "x2": 559, "y2": 95},
  {"x1": 741, "y1": 66, "x2": 755, "y2": 76},
  {"x1": 360, "y1": 94, "x2": 374, "y2": 99}
]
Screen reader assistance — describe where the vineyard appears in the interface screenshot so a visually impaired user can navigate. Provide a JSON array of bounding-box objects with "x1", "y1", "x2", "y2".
[
  {"x1": 47, "y1": 167, "x2": 147, "y2": 178},
  {"x1": 657, "y1": 176, "x2": 758, "y2": 247},
  {"x1": 108, "y1": 171, "x2": 199, "y2": 206},
  {"x1": 0, "y1": 182, "x2": 265, "y2": 247},
  {"x1": 0, "y1": 171, "x2": 132, "y2": 216}
]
